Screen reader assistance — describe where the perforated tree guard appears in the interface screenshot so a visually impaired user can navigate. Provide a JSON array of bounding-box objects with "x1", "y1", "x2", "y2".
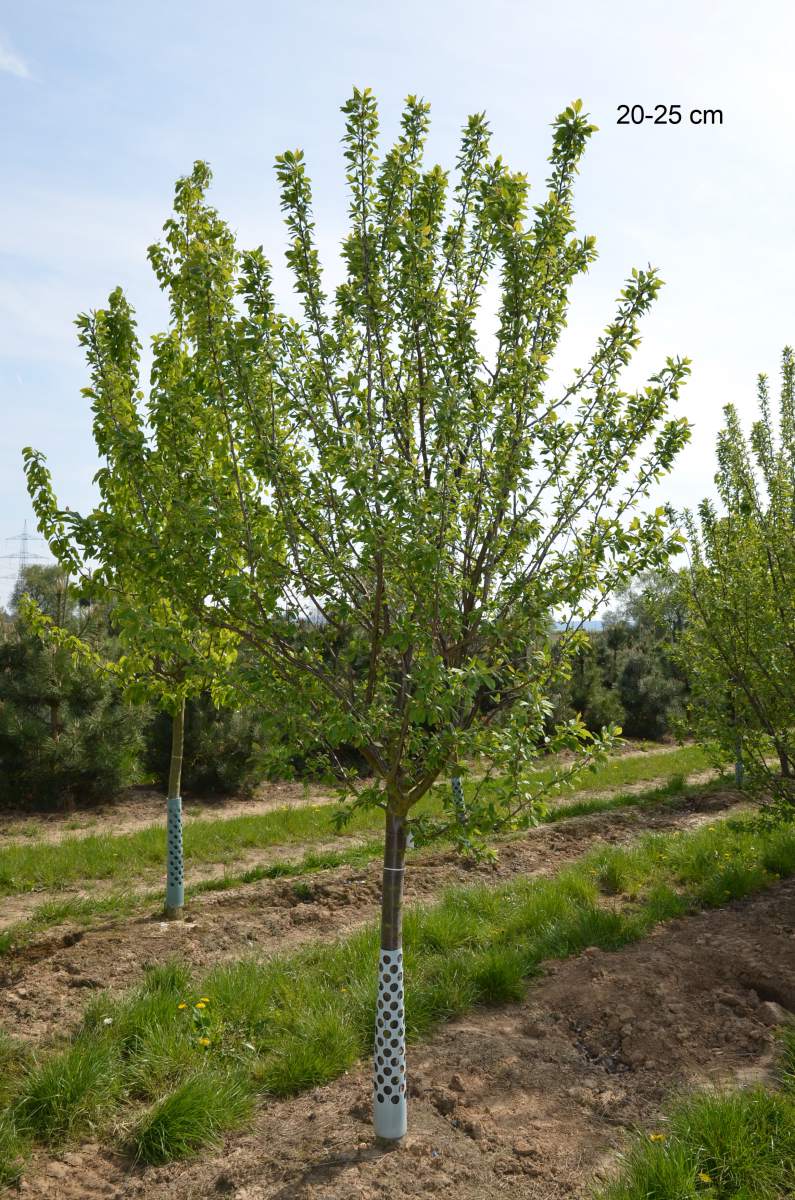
[
  {"x1": 373, "y1": 947, "x2": 407, "y2": 1139},
  {"x1": 451, "y1": 774, "x2": 465, "y2": 823},
  {"x1": 166, "y1": 794, "x2": 184, "y2": 912}
]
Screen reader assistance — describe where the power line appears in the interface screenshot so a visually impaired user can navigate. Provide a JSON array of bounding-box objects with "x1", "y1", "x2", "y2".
[{"x1": 0, "y1": 521, "x2": 53, "y2": 586}]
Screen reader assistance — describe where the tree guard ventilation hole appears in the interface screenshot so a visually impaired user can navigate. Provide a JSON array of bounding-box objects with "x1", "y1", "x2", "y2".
[
  {"x1": 166, "y1": 794, "x2": 184, "y2": 910},
  {"x1": 373, "y1": 947, "x2": 407, "y2": 1138}
]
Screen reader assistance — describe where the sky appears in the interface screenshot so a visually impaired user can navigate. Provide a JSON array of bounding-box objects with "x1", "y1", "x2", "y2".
[{"x1": 2, "y1": 0, "x2": 795, "y2": 601}]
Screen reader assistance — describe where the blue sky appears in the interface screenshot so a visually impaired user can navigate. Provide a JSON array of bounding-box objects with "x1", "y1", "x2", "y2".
[{"x1": 2, "y1": 0, "x2": 794, "y2": 599}]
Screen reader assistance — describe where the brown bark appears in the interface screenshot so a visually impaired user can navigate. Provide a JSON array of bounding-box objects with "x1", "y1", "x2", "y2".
[
  {"x1": 380, "y1": 809, "x2": 407, "y2": 951},
  {"x1": 167, "y1": 697, "x2": 186, "y2": 800}
]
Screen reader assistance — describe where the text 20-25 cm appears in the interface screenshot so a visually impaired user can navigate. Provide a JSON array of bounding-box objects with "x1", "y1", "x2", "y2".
[{"x1": 617, "y1": 105, "x2": 723, "y2": 125}]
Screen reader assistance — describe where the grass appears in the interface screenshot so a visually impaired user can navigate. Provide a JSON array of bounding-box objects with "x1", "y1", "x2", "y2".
[
  {"x1": 0, "y1": 744, "x2": 710, "y2": 900},
  {"x1": 0, "y1": 779, "x2": 721, "y2": 969},
  {"x1": 0, "y1": 802, "x2": 378, "y2": 896},
  {"x1": 0, "y1": 837, "x2": 388, "y2": 959},
  {"x1": 291, "y1": 880, "x2": 316, "y2": 902},
  {"x1": 596, "y1": 1089, "x2": 795, "y2": 1199},
  {"x1": 13, "y1": 1040, "x2": 123, "y2": 1144},
  {"x1": 0, "y1": 809, "x2": 792, "y2": 1180},
  {"x1": 545, "y1": 771, "x2": 690, "y2": 823},
  {"x1": 1, "y1": 822, "x2": 44, "y2": 839},
  {"x1": 0, "y1": 770, "x2": 715, "y2": 959},
  {"x1": 782, "y1": 1024, "x2": 795, "y2": 1092},
  {"x1": 0, "y1": 1035, "x2": 29, "y2": 1111},
  {"x1": 127, "y1": 1070, "x2": 254, "y2": 1164},
  {"x1": 595, "y1": 1030, "x2": 795, "y2": 1199},
  {"x1": 0, "y1": 1036, "x2": 30, "y2": 1188},
  {"x1": 0, "y1": 1113, "x2": 27, "y2": 1189},
  {"x1": 521, "y1": 743, "x2": 709, "y2": 797}
]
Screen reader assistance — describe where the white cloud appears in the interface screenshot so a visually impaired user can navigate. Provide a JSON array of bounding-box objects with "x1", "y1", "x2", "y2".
[{"x1": 0, "y1": 34, "x2": 29, "y2": 79}]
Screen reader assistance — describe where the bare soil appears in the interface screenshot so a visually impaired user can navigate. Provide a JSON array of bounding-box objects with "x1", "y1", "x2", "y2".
[
  {"x1": 0, "y1": 779, "x2": 338, "y2": 846},
  {"x1": 0, "y1": 788, "x2": 740, "y2": 1044},
  {"x1": 0, "y1": 741, "x2": 679, "y2": 847},
  {"x1": 17, "y1": 860, "x2": 795, "y2": 1199},
  {"x1": 0, "y1": 769, "x2": 721, "y2": 940}
]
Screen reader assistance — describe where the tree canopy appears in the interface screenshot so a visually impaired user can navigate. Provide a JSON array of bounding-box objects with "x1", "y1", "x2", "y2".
[{"x1": 34, "y1": 92, "x2": 691, "y2": 842}]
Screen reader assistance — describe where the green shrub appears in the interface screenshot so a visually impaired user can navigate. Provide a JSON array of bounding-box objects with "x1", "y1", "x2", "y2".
[
  {"x1": 143, "y1": 692, "x2": 262, "y2": 796},
  {"x1": 0, "y1": 622, "x2": 144, "y2": 810}
]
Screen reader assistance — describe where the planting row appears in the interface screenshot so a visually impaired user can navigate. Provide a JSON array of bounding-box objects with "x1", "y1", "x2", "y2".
[{"x1": 0, "y1": 811, "x2": 792, "y2": 1187}]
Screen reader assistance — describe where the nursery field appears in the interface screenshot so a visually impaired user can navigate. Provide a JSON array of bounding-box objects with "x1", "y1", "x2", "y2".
[
  {"x1": 0, "y1": 743, "x2": 711, "y2": 940},
  {"x1": 7, "y1": 23, "x2": 795, "y2": 1200},
  {"x1": 1, "y1": 745, "x2": 794, "y2": 1198}
]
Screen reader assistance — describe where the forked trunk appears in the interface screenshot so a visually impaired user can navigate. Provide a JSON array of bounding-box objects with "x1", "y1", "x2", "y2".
[
  {"x1": 374, "y1": 809, "x2": 408, "y2": 1140},
  {"x1": 164, "y1": 697, "x2": 186, "y2": 918}
]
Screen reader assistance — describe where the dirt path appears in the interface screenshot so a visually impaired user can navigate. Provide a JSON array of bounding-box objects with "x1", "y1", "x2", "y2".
[
  {"x1": 18, "y1": 851, "x2": 795, "y2": 1199},
  {"x1": 0, "y1": 743, "x2": 682, "y2": 847},
  {"x1": 0, "y1": 779, "x2": 338, "y2": 846},
  {"x1": 0, "y1": 787, "x2": 742, "y2": 1043},
  {"x1": 0, "y1": 768, "x2": 720, "y2": 936}
]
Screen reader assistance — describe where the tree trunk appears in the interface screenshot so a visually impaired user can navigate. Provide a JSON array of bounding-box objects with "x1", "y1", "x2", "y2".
[
  {"x1": 373, "y1": 808, "x2": 408, "y2": 1140},
  {"x1": 164, "y1": 697, "x2": 186, "y2": 918},
  {"x1": 780, "y1": 750, "x2": 792, "y2": 779},
  {"x1": 734, "y1": 732, "x2": 744, "y2": 788}
]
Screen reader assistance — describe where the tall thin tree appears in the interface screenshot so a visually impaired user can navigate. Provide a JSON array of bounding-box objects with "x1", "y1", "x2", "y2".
[
  {"x1": 24, "y1": 322, "x2": 238, "y2": 917},
  {"x1": 679, "y1": 348, "x2": 795, "y2": 813}
]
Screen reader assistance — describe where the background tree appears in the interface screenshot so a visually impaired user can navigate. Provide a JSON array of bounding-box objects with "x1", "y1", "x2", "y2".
[
  {"x1": 549, "y1": 570, "x2": 688, "y2": 741},
  {"x1": 10, "y1": 564, "x2": 77, "y2": 626},
  {"x1": 24, "y1": 341, "x2": 240, "y2": 916},
  {"x1": 36, "y1": 92, "x2": 691, "y2": 1139},
  {"x1": 143, "y1": 688, "x2": 265, "y2": 797},
  {"x1": 0, "y1": 566, "x2": 144, "y2": 809},
  {"x1": 678, "y1": 350, "x2": 795, "y2": 813},
  {"x1": 562, "y1": 632, "x2": 627, "y2": 733}
]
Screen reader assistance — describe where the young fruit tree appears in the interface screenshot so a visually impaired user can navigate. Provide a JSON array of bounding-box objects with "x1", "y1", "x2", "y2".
[
  {"x1": 678, "y1": 349, "x2": 795, "y2": 814},
  {"x1": 23, "y1": 331, "x2": 239, "y2": 917},
  {"x1": 48, "y1": 91, "x2": 691, "y2": 1139}
]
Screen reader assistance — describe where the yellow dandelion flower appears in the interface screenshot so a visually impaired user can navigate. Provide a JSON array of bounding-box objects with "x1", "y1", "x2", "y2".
[
  {"x1": 198, "y1": 1036, "x2": 211, "y2": 1046},
  {"x1": 195, "y1": 1002, "x2": 206, "y2": 1010},
  {"x1": 199, "y1": 997, "x2": 210, "y2": 1003},
  {"x1": 698, "y1": 1173, "x2": 712, "y2": 1184},
  {"x1": 177, "y1": 1003, "x2": 187, "y2": 1010},
  {"x1": 649, "y1": 1132, "x2": 666, "y2": 1142}
]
